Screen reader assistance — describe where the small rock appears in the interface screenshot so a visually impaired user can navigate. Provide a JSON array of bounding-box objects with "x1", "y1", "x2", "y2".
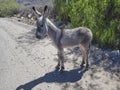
[
  {"x1": 111, "y1": 50, "x2": 120, "y2": 56},
  {"x1": 105, "y1": 53, "x2": 109, "y2": 57},
  {"x1": 28, "y1": 14, "x2": 32, "y2": 18},
  {"x1": 21, "y1": 16, "x2": 24, "y2": 19}
]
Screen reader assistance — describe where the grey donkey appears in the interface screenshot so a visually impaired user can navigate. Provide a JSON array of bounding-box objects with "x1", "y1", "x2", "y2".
[{"x1": 32, "y1": 5, "x2": 93, "y2": 72}]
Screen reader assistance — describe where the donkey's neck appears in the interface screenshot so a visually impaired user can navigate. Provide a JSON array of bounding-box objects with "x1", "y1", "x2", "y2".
[{"x1": 46, "y1": 18, "x2": 61, "y2": 42}]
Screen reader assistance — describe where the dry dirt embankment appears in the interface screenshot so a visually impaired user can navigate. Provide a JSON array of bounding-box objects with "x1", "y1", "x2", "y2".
[{"x1": 0, "y1": 18, "x2": 120, "y2": 90}]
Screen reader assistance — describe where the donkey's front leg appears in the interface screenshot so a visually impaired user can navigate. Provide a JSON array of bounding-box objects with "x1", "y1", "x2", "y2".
[
  {"x1": 55, "y1": 53, "x2": 60, "y2": 70},
  {"x1": 56, "y1": 49, "x2": 65, "y2": 72}
]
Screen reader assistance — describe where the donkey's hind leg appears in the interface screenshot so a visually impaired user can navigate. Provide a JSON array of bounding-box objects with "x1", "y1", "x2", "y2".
[
  {"x1": 80, "y1": 45, "x2": 86, "y2": 67},
  {"x1": 80, "y1": 42, "x2": 90, "y2": 68}
]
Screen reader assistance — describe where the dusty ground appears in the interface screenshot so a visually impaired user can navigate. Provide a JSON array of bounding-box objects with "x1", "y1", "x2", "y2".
[{"x1": 0, "y1": 18, "x2": 120, "y2": 90}]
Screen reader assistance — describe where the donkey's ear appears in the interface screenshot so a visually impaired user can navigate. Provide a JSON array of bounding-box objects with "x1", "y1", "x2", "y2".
[
  {"x1": 44, "y1": 5, "x2": 48, "y2": 12},
  {"x1": 32, "y1": 6, "x2": 42, "y2": 16},
  {"x1": 43, "y1": 5, "x2": 49, "y2": 18}
]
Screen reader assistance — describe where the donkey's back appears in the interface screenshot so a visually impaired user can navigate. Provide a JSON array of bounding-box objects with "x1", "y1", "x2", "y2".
[{"x1": 61, "y1": 27, "x2": 92, "y2": 47}]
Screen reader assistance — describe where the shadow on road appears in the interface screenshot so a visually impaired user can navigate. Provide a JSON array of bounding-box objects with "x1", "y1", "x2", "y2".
[{"x1": 16, "y1": 68, "x2": 87, "y2": 90}]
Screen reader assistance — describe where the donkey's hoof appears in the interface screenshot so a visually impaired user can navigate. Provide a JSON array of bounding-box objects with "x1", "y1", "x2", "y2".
[
  {"x1": 80, "y1": 64, "x2": 85, "y2": 68},
  {"x1": 61, "y1": 66, "x2": 65, "y2": 70},
  {"x1": 85, "y1": 65, "x2": 89, "y2": 69},
  {"x1": 55, "y1": 65, "x2": 60, "y2": 71},
  {"x1": 60, "y1": 66, "x2": 65, "y2": 72}
]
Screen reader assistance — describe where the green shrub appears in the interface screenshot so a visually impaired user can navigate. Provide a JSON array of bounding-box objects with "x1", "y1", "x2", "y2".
[
  {"x1": 54, "y1": 0, "x2": 120, "y2": 50},
  {"x1": 0, "y1": 0, "x2": 20, "y2": 17}
]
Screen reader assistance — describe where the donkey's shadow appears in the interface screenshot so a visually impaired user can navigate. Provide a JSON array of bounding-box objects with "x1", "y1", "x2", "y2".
[{"x1": 16, "y1": 68, "x2": 87, "y2": 90}]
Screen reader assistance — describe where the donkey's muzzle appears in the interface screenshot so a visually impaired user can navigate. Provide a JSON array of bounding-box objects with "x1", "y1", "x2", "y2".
[
  {"x1": 36, "y1": 35, "x2": 41, "y2": 39},
  {"x1": 35, "y1": 31, "x2": 47, "y2": 39},
  {"x1": 35, "y1": 32, "x2": 42, "y2": 39}
]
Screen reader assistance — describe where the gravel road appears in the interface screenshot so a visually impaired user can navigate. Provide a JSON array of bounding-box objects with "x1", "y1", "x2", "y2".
[
  {"x1": 0, "y1": 18, "x2": 57, "y2": 90},
  {"x1": 0, "y1": 18, "x2": 120, "y2": 90}
]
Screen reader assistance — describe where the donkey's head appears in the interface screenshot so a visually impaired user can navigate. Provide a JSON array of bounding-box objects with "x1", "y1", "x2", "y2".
[{"x1": 32, "y1": 5, "x2": 48, "y2": 39}]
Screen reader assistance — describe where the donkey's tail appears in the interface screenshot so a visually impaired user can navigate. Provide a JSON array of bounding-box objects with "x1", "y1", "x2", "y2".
[
  {"x1": 87, "y1": 41, "x2": 91, "y2": 55},
  {"x1": 89, "y1": 42, "x2": 91, "y2": 50}
]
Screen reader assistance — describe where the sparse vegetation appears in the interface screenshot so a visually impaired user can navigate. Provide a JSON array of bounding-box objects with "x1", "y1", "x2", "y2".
[
  {"x1": 54, "y1": 0, "x2": 120, "y2": 50},
  {"x1": 0, "y1": 0, "x2": 20, "y2": 17}
]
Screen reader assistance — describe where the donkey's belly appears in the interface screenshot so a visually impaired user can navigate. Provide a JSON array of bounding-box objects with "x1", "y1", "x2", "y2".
[{"x1": 61, "y1": 37, "x2": 81, "y2": 48}]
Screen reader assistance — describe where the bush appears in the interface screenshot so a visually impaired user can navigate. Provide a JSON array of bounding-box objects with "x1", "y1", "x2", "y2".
[
  {"x1": 54, "y1": 0, "x2": 120, "y2": 50},
  {"x1": 0, "y1": 0, "x2": 20, "y2": 17}
]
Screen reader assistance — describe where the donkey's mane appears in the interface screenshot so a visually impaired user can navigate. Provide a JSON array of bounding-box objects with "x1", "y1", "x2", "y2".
[{"x1": 46, "y1": 18, "x2": 61, "y2": 32}]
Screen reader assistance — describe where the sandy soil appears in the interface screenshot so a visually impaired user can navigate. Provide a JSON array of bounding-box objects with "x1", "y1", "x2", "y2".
[{"x1": 0, "y1": 18, "x2": 120, "y2": 90}]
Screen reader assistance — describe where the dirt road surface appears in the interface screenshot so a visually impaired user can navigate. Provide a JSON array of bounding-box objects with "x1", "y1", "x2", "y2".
[{"x1": 0, "y1": 18, "x2": 120, "y2": 90}]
